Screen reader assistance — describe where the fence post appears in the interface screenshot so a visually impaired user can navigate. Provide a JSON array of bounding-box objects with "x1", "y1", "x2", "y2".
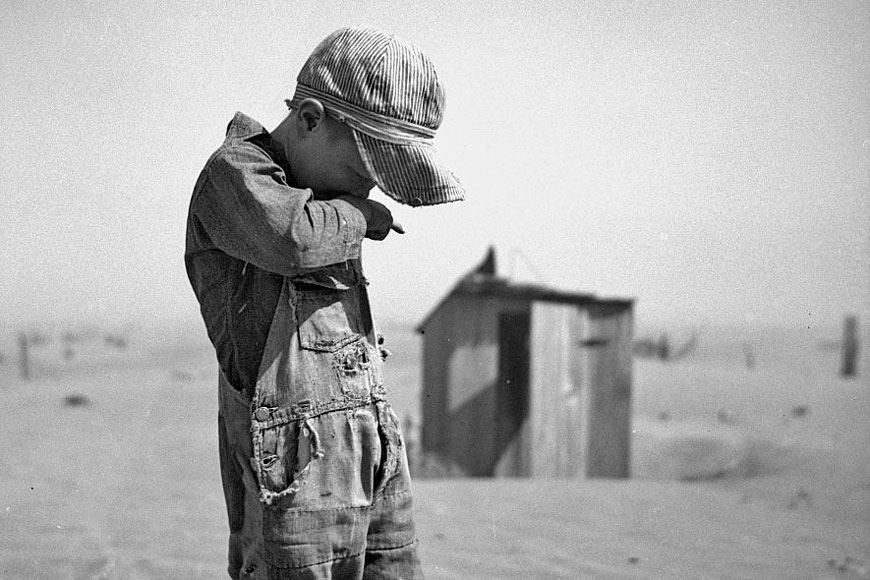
[
  {"x1": 18, "y1": 332, "x2": 30, "y2": 381},
  {"x1": 840, "y1": 315, "x2": 859, "y2": 378}
]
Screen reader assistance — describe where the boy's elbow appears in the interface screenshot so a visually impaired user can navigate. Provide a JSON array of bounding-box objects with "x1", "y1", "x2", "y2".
[{"x1": 283, "y1": 214, "x2": 318, "y2": 264}]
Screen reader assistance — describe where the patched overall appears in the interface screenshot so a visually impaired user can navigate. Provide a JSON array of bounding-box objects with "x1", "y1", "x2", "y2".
[{"x1": 218, "y1": 273, "x2": 421, "y2": 580}]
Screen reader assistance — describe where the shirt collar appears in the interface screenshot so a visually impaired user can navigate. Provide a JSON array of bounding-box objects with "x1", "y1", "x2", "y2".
[
  {"x1": 224, "y1": 112, "x2": 297, "y2": 186},
  {"x1": 224, "y1": 111, "x2": 267, "y2": 141}
]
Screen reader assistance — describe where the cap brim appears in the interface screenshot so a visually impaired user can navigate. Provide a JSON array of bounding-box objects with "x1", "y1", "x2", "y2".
[{"x1": 353, "y1": 132, "x2": 465, "y2": 207}]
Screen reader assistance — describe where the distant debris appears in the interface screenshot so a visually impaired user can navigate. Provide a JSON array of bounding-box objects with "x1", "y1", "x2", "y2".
[
  {"x1": 18, "y1": 332, "x2": 31, "y2": 381},
  {"x1": 786, "y1": 487, "x2": 813, "y2": 510},
  {"x1": 790, "y1": 405, "x2": 810, "y2": 419},
  {"x1": 658, "y1": 333, "x2": 670, "y2": 359},
  {"x1": 25, "y1": 331, "x2": 50, "y2": 347},
  {"x1": 633, "y1": 336, "x2": 667, "y2": 359},
  {"x1": 61, "y1": 331, "x2": 84, "y2": 344},
  {"x1": 669, "y1": 329, "x2": 699, "y2": 360},
  {"x1": 716, "y1": 409, "x2": 737, "y2": 425},
  {"x1": 742, "y1": 341, "x2": 756, "y2": 370},
  {"x1": 104, "y1": 333, "x2": 128, "y2": 350},
  {"x1": 827, "y1": 555, "x2": 868, "y2": 578},
  {"x1": 63, "y1": 393, "x2": 91, "y2": 408},
  {"x1": 634, "y1": 328, "x2": 699, "y2": 362},
  {"x1": 841, "y1": 315, "x2": 860, "y2": 378},
  {"x1": 11, "y1": 324, "x2": 134, "y2": 380}
]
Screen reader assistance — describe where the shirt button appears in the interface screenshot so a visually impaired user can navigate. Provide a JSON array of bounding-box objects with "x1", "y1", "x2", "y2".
[{"x1": 254, "y1": 407, "x2": 271, "y2": 421}]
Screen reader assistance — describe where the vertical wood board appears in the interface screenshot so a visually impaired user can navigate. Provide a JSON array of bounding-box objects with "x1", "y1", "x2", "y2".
[
  {"x1": 585, "y1": 305, "x2": 633, "y2": 478},
  {"x1": 528, "y1": 302, "x2": 589, "y2": 478}
]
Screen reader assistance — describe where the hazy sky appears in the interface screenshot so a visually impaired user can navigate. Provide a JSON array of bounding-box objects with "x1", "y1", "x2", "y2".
[{"x1": 2, "y1": 0, "x2": 868, "y2": 331}]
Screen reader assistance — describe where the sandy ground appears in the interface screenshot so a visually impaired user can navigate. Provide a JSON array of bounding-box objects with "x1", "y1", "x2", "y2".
[{"x1": 0, "y1": 325, "x2": 867, "y2": 579}]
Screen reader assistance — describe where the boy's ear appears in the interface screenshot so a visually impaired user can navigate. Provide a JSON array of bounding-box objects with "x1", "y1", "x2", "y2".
[{"x1": 296, "y1": 98, "x2": 326, "y2": 133}]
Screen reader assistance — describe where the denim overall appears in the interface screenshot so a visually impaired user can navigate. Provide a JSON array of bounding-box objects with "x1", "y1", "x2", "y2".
[
  {"x1": 217, "y1": 270, "x2": 421, "y2": 580},
  {"x1": 188, "y1": 113, "x2": 422, "y2": 579}
]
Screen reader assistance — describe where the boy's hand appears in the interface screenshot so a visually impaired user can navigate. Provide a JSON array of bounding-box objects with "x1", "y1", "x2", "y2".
[{"x1": 339, "y1": 195, "x2": 405, "y2": 240}]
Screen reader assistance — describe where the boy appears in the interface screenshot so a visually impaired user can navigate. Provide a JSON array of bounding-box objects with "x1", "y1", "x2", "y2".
[{"x1": 185, "y1": 27, "x2": 463, "y2": 580}]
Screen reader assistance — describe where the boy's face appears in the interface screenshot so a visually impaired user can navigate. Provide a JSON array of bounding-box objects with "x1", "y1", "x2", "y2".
[{"x1": 293, "y1": 114, "x2": 377, "y2": 200}]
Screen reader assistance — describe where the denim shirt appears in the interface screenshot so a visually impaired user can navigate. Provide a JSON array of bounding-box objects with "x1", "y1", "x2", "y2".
[{"x1": 185, "y1": 112, "x2": 370, "y2": 396}]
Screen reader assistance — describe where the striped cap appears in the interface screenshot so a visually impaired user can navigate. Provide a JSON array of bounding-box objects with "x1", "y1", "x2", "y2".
[{"x1": 286, "y1": 27, "x2": 464, "y2": 207}]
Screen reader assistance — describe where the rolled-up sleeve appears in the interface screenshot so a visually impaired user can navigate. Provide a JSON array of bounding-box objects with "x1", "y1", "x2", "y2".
[{"x1": 192, "y1": 144, "x2": 367, "y2": 276}]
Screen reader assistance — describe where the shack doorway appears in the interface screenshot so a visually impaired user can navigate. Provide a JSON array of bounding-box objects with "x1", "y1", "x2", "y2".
[{"x1": 493, "y1": 311, "x2": 531, "y2": 476}]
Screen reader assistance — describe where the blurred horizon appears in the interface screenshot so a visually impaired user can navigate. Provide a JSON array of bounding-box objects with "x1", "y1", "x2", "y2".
[{"x1": 2, "y1": 1, "x2": 868, "y2": 332}]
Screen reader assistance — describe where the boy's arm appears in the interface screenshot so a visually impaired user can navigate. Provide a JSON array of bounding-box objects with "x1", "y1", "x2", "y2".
[{"x1": 192, "y1": 145, "x2": 388, "y2": 276}]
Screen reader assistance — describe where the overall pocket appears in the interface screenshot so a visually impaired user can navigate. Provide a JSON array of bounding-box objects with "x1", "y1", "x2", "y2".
[
  {"x1": 295, "y1": 287, "x2": 366, "y2": 352},
  {"x1": 257, "y1": 420, "x2": 300, "y2": 494},
  {"x1": 373, "y1": 402, "x2": 410, "y2": 499},
  {"x1": 254, "y1": 416, "x2": 324, "y2": 505}
]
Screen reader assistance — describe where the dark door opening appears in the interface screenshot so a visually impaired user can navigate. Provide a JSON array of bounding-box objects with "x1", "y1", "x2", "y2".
[{"x1": 494, "y1": 311, "x2": 531, "y2": 475}]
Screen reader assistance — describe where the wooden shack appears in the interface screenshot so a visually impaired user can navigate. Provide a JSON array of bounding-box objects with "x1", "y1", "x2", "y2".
[{"x1": 417, "y1": 249, "x2": 634, "y2": 478}]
